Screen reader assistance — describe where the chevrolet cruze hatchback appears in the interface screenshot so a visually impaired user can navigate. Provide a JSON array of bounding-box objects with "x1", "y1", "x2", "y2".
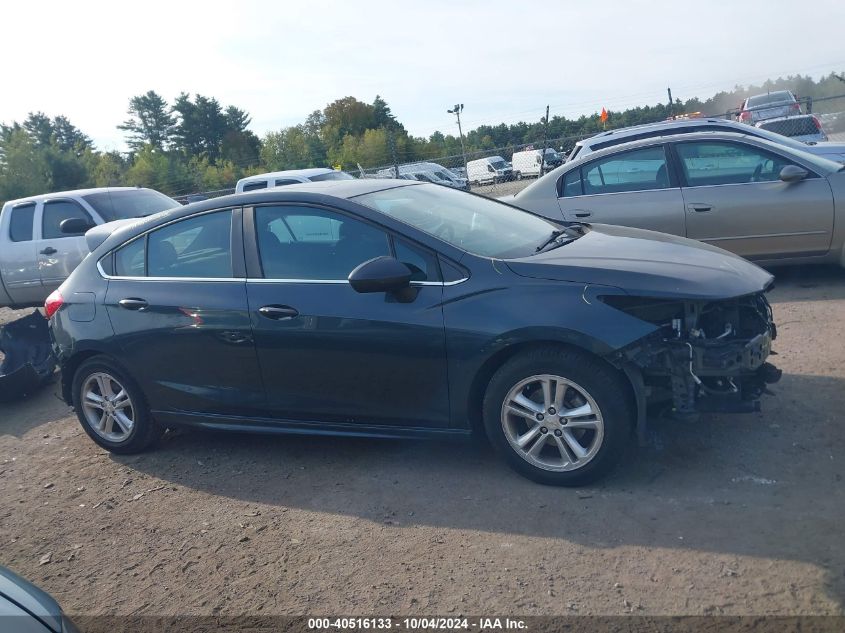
[{"x1": 49, "y1": 180, "x2": 780, "y2": 485}]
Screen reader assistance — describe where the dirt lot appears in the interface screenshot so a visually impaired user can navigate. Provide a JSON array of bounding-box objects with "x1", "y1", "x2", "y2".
[{"x1": 1, "y1": 265, "x2": 844, "y2": 618}]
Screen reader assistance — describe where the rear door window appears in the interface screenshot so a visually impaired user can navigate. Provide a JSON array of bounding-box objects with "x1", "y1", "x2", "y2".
[
  {"x1": 9, "y1": 203, "x2": 36, "y2": 242},
  {"x1": 114, "y1": 238, "x2": 146, "y2": 276},
  {"x1": 42, "y1": 200, "x2": 94, "y2": 239},
  {"x1": 559, "y1": 169, "x2": 584, "y2": 197},
  {"x1": 147, "y1": 211, "x2": 233, "y2": 278}
]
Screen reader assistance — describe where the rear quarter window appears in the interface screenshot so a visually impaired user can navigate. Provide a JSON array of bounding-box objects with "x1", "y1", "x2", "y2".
[
  {"x1": 242, "y1": 181, "x2": 268, "y2": 192},
  {"x1": 9, "y1": 203, "x2": 36, "y2": 242}
]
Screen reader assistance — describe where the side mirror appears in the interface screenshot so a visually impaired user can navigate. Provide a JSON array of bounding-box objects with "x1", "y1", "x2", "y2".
[
  {"x1": 779, "y1": 165, "x2": 809, "y2": 183},
  {"x1": 60, "y1": 218, "x2": 96, "y2": 235},
  {"x1": 348, "y1": 256, "x2": 412, "y2": 294}
]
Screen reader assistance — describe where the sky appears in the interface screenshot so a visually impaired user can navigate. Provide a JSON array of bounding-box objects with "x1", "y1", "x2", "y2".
[{"x1": 2, "y1": 0, "x2": 844, "y2": 151}]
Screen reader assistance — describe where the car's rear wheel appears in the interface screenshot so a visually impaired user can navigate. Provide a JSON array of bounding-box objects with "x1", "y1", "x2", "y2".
[
  {"x1": 483, "y1": 347, "x2": 632, "y2": 486},
  {"x1": 72, "y1": 356, "x2": 162, "y2": 453}
]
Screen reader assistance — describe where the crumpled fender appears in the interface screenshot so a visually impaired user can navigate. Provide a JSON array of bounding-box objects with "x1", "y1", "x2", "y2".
[{"x1": 0, "y1": 311, "x2": 56, "y2": 402}]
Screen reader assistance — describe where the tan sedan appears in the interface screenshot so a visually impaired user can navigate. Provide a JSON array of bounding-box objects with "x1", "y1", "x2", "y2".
[{"x1": 508, "y1": 131, "x2": 845, "y2": 267}]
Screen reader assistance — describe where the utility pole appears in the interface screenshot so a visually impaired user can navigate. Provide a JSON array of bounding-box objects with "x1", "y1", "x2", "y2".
[
  {"x1": 667, "y1": 87, "x2": 674, "y2": 118},
  {"x1": 447, "y1": 104, "x2": 468, "y2": 184},
  {"x1": 539, "y1": 105, "x2": 550, "y2": 177}
]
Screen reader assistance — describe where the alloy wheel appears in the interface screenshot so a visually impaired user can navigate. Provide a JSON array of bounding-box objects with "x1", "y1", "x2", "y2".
[
  {"x1": 80, "y1": 372, "x2": 135, "y2": 442},
  {"x1": 501, "y1": 374, "x2": 604, "y2": 472}
]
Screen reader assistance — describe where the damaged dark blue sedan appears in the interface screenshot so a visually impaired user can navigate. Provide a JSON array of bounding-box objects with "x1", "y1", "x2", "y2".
[{"x1": 47, "y1": 180, "x2": 781, "y2": 485}]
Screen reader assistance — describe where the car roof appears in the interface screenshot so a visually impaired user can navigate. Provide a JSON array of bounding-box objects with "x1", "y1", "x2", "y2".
[
  {"x1": 575, "y1": 118, "x2": 744, "y2": 148},
  {"x1": 95, "y1": 179, "x2": 419, "y2": 252},
  {"x1": 570, "y1": 130, "x2": 762, "y2": 162},
  {"x1": 238, "y1": 168, "x2": 338, "y2": 182},
  {"x1": 3, "y1": 186, "x2": 157, "y2": 207},
  {"x1": 746, "y1": 90, "x2": 793, "y2": 101}
]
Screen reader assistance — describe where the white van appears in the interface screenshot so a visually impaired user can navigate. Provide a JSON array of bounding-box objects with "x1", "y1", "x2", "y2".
[
  {"x1": 466, "y1": 156, "x2": 513, "y2": 185},
  {"x1": 511, "y1": 149, "x2": 562, "y2": 179},
  {"x1": 377, "y1": 162, "x2": 468, "y2": 189},
  {"x1": 235, "y1": 168, "x2": 354, "y2": 193}
]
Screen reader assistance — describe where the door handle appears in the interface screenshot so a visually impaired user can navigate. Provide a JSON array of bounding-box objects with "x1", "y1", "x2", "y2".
[
  {"x1": 687, "y1": 203, "x2": 713, "y2": 213},
  {"x1": 259, "y1": 305, "x2": 299, "y2": 320},
  {"x1": 118, "y1": 298, "x2": 149, "y2": 310},
  {"x1": 40, "y1": 247, "x2": 57, "y2": 255},
  {"x1": 573, "y1": 211, "x2": 592, "y2": 218}
]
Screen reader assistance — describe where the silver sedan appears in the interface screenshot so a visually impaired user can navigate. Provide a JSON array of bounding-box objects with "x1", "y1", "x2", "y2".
[{"x1": 507, "y1": 131, "x2": 845, "y2": 267}]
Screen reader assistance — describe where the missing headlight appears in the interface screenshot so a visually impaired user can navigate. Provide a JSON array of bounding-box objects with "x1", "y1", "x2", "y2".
[{"x1": 599, "y1": 295, "x2": 685, "y2": 328}]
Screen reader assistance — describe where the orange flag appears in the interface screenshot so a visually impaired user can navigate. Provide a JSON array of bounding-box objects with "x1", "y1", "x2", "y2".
[{"x1": 600, "y1": 107, "x2": 608, "y2": 123}]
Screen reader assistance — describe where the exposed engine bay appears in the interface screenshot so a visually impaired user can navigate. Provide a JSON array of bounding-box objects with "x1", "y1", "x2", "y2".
[{"x1": 604, "y1": 291, "x2": 782, "y2": 425}]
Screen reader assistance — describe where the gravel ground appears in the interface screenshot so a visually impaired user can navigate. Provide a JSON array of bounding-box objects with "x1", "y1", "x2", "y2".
[{"x1": 0, "y1": 265, "x2": 844, "y2": 618}]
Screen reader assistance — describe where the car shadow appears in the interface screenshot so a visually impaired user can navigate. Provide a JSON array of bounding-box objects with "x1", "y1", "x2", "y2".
[
  {"x1": 123, "y1": 371, "x2": 845, "y2": 610},
  {"x1": 0, "y1": 379, "x2": 70, "y2": 438},
  {"x1": 765, "y1": 264, "x2": 845, "y2": 303}
]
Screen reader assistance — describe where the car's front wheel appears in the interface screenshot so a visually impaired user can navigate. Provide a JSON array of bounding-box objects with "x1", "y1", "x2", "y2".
[
  {"x1": 72, "y1": 356, "x2": 163, "y2": 454},
  {"x1": 483, "y1": 347, "x2": 632, "y2": 486}
]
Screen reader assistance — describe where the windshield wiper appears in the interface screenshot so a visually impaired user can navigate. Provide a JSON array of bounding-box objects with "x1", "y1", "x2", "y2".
[
  {"x1": 535, "y1": 224, "x2": 586, "y2": 253},
  {"x1": 535, "y1": 230, "x2": 564, "y2": 252}
]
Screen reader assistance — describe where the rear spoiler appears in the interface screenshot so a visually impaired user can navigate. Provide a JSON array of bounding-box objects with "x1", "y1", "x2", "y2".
[{"x1": 85, "y1": 219, "x2": 136, "y2": 252}]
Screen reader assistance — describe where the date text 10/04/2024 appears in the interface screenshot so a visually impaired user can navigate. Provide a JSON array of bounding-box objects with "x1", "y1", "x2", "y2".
[{"x1": 307, "y1": 618, "x2": 528, "y2": 630}]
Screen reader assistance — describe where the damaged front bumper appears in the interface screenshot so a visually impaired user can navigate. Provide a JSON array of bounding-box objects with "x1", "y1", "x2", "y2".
[{"x1": 605, "y1": 291, "x2": 782, "y2": 430}]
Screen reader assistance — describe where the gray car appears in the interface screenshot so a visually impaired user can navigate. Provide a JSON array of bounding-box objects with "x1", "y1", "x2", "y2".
[
  {"x1": 566, "y1": 117, "x2": 845, "y2": 164},
  {"x1": 509, "y1": 131, "x2": 845, "y2": 267},
  {"x1": 738, "y1": 90, "x2": 801, "y2": 124},
  {"x1": 0, "y1": 566, "x2": 79, "y2": 632}
]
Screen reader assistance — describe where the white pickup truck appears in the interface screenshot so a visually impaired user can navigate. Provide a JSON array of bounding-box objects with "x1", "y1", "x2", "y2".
[{"x1": 0, "y1": 187, "x2": 178, "y2": 308}]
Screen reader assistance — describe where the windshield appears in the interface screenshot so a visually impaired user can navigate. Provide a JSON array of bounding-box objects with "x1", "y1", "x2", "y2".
[
  {"x1": 310, "y1": 171, "x2": 354, "y2": 182},
  {"x1": 354, "y1": 183, "x2": 560, "y2": 259},
  {"x1": 751, "y1": 136, "x2": 843, "y2": 174},
  {"x1": 489, "y1": 159, "x2": 508, "y2": 170},
  {"x1": 747, "y1": 92, "x2": 793, "y2": 108},
  {"x1": 82, "y1": 189, "x2": 179, "y2": 221}
]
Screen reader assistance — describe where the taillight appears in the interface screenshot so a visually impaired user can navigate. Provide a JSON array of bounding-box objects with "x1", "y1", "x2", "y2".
[
  {"x1": 44, "y1": 290, "x2": 64, "y2": 319},
  {"x1": 791, "y1": 102, "x2": 800, "y2": 111},
  {"x1": 739, "y1": 111, "x2": 752, "y2": 122},
  {"x1": 812, "y1": 116, "x2": 822, "y2": 130}
]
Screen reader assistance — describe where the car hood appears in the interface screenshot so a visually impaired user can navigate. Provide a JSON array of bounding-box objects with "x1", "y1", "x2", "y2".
[
  {"x1": 504, "y1": 223, "x2": 774, "y2": 300},
  {"x1": 0, "y1": 567, "x2": 62, "y2": 633}
]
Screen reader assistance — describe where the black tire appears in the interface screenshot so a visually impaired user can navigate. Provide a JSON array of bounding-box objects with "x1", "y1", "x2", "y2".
[
  {"x1": 71, "y1": 355, "x2": 163, "y2": 454},
  {"x1": 482, "y1": 347, "x2": 633, "y2": 486}
]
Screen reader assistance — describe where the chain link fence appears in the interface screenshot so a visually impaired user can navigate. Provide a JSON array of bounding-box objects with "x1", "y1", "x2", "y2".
[{"x1": 175, "y1": 92, "x2": 845, "y2": 203}]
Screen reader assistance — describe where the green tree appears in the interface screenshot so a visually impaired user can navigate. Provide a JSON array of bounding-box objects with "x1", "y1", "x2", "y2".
[
  {"x1": 261, "y1": 126, "x2": 314, "y2": 170},
  {"x1": 118, "y1": 91, "x2": 175, "y2": 151},
  {"x1": 89, "y1": 151, "x2": 128, "y2": 187},
  {"x1": 0, "y1": 127, "x2": 51, "y2": 200},
  {"x1": 22, "y1": 112, "x2": 54, "y2": 147}
]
